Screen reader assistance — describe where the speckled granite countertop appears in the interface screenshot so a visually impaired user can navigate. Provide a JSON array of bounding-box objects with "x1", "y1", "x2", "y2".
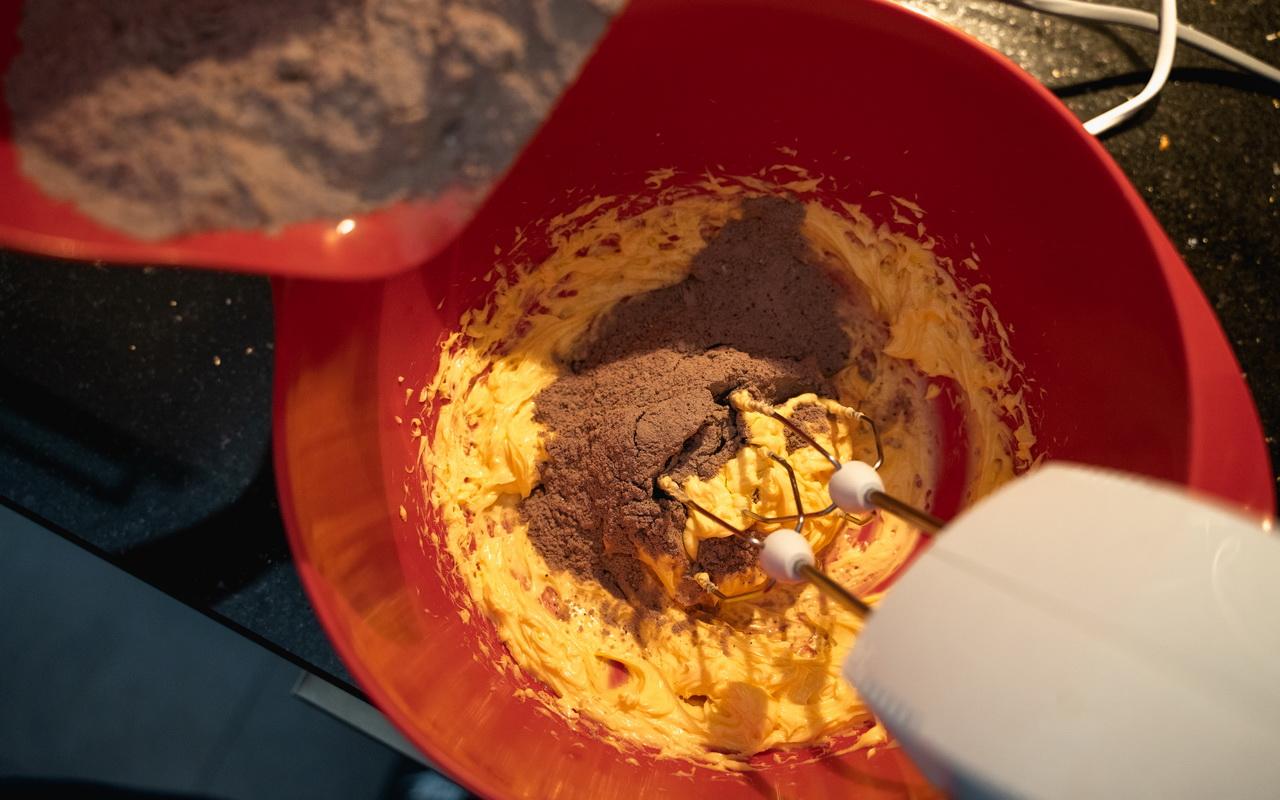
[{"x1": 0, "y1": 0, "x2": 1276, "y2": 689}]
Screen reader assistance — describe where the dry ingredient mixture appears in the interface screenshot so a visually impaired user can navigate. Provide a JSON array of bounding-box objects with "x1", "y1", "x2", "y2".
[
  {"x1": 523, "y1": 197, "x2": 854, "y2": 609},
  {"x1": 6, "y1": 0, "x2": 618, "y2": 239},
  {"x1": 417, "y1": 169, "x2": 1037, "y2": 765}
]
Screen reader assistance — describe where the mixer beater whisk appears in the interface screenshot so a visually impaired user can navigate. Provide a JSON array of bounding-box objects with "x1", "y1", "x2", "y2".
[{"x1": 658, "y1": 389, "x2": 945, "y2": 618}]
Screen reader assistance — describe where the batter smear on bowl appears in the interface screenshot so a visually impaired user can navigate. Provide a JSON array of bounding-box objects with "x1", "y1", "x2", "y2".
[{"x1": 418, "y1": 170, "x2": 1035, "y2": 766}]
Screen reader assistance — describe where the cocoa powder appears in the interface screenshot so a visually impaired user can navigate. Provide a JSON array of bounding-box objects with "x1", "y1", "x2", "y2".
[
  {"x1": 6, "y1": 0, "x2": 618, "y2": 239},
  {"x1": 521, "y1": 197, "x2": 851, "y2": 608}
]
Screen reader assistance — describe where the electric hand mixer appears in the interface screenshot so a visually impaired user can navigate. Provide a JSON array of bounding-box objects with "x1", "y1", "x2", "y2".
[{"x1": 661, "y1": 393, "x2": 1280, "y2": 799}]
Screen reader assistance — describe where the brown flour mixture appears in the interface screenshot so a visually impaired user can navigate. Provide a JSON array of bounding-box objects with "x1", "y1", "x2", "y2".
[
  {"x1": 522, "y1": 197, "x2": 853, "y2": 608},
  {"x1": 6, "y1": 0, "x2": 618, "y2": 239}
]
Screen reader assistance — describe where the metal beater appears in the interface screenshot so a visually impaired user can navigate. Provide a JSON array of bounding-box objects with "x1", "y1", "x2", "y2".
[{"x1": 658, "y1": 389, "x2": 945, "y2": 617}]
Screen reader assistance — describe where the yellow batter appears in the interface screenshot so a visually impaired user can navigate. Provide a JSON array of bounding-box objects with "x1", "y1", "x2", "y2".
[{"x1": 416, "y1": 168, "x2": 1035, "y2": 766}]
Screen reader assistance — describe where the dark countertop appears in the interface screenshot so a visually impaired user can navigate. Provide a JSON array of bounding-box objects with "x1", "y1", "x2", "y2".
[
  {"x1": 1, "y1": 0, "x2": 1277, "y2": 694},
  {"x1": 0, "y1": 257, "x2": 352, "y2": 685}
]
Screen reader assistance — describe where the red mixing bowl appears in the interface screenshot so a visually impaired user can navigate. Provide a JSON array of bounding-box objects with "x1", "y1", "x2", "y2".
[{"x1": 278, "y1": 0, "x2": 1268, "y2": 796}]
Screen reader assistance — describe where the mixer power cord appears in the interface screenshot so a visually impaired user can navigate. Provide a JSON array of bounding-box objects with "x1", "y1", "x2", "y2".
[{"x1": 1002, "y1": 0, "x2": 1280, "y2": 135}]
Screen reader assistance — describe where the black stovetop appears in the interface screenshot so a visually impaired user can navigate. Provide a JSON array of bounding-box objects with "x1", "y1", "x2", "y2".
[{"x1": 1, "y1": 0, "x2": 1277, "y2": 694}]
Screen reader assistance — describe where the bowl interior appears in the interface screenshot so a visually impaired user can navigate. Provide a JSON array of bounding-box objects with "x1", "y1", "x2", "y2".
[{"x1": 274, "y1": 0, "x2": 1267, "y2": 797}]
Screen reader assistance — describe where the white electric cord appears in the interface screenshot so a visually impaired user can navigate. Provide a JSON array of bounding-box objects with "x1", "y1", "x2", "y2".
[
  {"x1": 1006, "y1": 0, "x2": 1280, "y2": 136},
  {"x1": 1013, "y1": 0, "x2": 1280, "y2": 85},
  {"x1": 1085, "y1": 0, "x2": 1177, "y2": 134}
]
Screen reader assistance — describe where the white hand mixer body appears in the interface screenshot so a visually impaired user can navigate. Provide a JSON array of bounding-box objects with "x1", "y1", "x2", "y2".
[
  {"x1": 814, "y1": 462, "x2": 1280, "y2": 800},
  {"x1": 660, "y1": 393, "x2": 1280, "y2": 797}
]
